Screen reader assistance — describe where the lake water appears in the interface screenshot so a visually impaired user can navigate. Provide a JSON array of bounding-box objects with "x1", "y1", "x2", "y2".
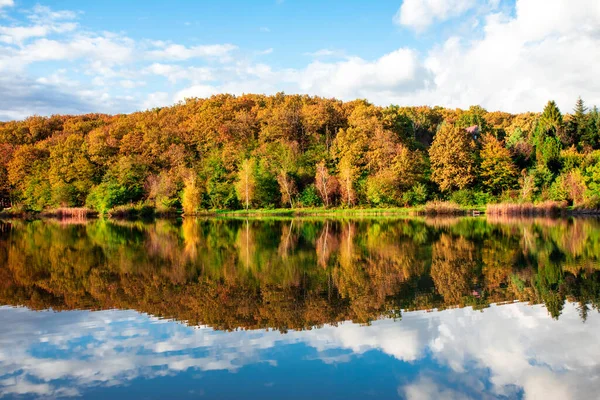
[{"x1": 0, "y1": 217, "x2": 599, "y2": 399}]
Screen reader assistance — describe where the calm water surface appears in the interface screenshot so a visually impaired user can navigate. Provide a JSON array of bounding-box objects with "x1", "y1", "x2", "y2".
[{"x1": 0, "y1": 217, "x2": 599, "y2": 399}]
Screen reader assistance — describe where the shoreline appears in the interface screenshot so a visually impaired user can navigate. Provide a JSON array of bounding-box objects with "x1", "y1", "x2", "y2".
[{"x1": 3, "y1": 204, "x2": 600, "y2": 221}]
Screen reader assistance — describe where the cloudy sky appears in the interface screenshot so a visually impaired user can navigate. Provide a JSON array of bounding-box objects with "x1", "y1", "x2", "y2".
[{"x1": 0, "y1": 0, "x2": 599, "y2": 120}]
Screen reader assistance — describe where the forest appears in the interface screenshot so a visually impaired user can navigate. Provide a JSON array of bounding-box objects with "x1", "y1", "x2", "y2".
[{"x1": 1, "y1": 93, "x2": 600, "y2": 215}]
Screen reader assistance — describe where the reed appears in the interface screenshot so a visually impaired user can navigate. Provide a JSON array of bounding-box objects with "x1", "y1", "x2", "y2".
[
  {"x1": 486, "y1": 201, "x2": 568, "y2": 216},
  {"x1": 423, "y1": 201, "x2": 466, "y2": 215},
  {"x1": 40, "y1": 207, "x2": 98, "y2": 219}
]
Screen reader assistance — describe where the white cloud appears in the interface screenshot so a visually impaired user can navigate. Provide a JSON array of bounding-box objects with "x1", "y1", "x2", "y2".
[
  {"x1": 303, "y1": 48, "x2": 345, "y2": 58},
  {"x1": 142, "y1": 92, "x2": 170, "y2": 109},
  {"x1": 147, "y1": 43, "x2": 238, "y2": 62},
  {"x1": 402, "y1": 376, "x2": 474, "y2": 400},
  {"x1": 143, "y1": 63, "x2": 214, "y2": 83},
  {"x1": 257, "y1": 47, "x2": 273, "y2": 55},
  {"x1": 0, "y1": 4, "x2": 77, "y2": 44},
  {"x1": 0, "y1": 0, "x2": 13, "y2": 10},
  {"x1": 297, "y1": 48, "x2": 428, "y2": 99},
  {"x1": 408, "y1": 0, "x2": 600, "y2": 112},
  {"x1": 0, "y1": 22, "x2": 78, "y2": 44},
  {"x1": 175, "y1": 84, "x2": 220, "y2": 101},
  {"x1": 27, "y1": 4, "x2": 78, "y2": 22},
  {"x1": 394, "y1": 0, "x2": 477, "y2": 32},
  {"x1": 119, "y1": 79, "x2": 145, "y2": 89},
  {"x1": 19, "y1": 35, "x2": 135, "y2": 64},
  {"x1": 2, "y1": 0, "x2": 600, "y2": 120}
]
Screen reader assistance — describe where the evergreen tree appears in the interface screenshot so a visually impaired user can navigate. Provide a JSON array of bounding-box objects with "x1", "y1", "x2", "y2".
[
  {"x1": 582, "y1": 105, "x2": 600, "y2": 149},
  {"x1": 540, "y1": 100, "x2": 563, "y2": 138},
  {"x1": 568, "y1": 97, "x2": 589, "y2": 147}
]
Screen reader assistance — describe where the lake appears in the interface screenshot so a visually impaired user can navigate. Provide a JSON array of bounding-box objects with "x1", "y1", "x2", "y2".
[{"x1": 0, "y1": 216, "x2": 599, "y2": 399}]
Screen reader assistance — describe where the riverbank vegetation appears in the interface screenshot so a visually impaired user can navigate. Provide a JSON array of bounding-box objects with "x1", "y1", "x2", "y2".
[{"x1": 1, "y1": 94, "x2": 600, "y2": 216}]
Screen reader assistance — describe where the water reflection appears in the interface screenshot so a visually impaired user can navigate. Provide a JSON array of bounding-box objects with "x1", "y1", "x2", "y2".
[
  {"x1": 1, "y1": 217, "x2": 600, "y2": 399},
  {"x1": 0, "y1": 302, "x2": 598, "y2": 399},
  {"x1": 1, "y1": 217, "x2": 599, "y2": 327}
]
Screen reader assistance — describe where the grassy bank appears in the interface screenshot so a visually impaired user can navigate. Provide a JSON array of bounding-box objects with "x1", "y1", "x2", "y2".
[
  {"x1": 4, "y1": 201, "x2": 600, "y2": 221},
  {"x1": 198, "y1": 202, "x2": 484, "y2": 217}
]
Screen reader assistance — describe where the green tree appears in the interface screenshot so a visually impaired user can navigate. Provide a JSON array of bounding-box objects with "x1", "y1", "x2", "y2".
[
  {"x1": 582, "y1": 106, "x2": 600, "y2": 149},
  {"x1": 567, "y1": 97, "x2": 589, "y2": 147}
]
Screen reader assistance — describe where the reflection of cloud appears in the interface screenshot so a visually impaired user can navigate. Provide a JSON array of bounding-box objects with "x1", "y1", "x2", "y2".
[
  {"x1": 0, "y1": 303, "x2": 599, "y2": 399},
  {"x1": 298, "y1": 317, "x2": 428, "y2": 361},
  {"x1": 401, "y1": 375, "x2": 474, "y2": 400}
]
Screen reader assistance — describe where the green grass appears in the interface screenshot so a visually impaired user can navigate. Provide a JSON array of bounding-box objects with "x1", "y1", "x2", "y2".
[
  {"x1": 202, "y1": 204, "x2": 486, "y2": 217},
  {"x1": 211, "y1": 207, "x2": 419, "y2": 216}
]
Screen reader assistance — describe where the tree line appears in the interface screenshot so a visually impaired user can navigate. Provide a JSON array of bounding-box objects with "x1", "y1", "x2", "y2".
[{"x1": 1, "y1": 93, "x2": 600, "y2": 213}]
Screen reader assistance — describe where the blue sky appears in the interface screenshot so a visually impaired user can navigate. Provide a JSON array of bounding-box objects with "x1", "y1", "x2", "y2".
[{"x1": 0, "y1": 0, "x2": 598, "y2": 120}]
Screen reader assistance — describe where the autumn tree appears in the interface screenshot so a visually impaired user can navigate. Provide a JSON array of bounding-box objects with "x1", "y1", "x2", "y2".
[
  {"x1": 338, "y1": 155, "x2": 357, "y2": 207},
  {"x1": 315, "y1": 160, "x2": 338, "y2": 207},
  {"x1": 479, "y1": 134, "x2": 518, "y2": 194},
  {"x1": 235, "y1": 158, "x2": 256, "y2": 210},
  {"x1": 429, "y1": 123, "x2": 477, "y2": 192},
  {"x1": 181, "y1": 174, "x2": 203, "y2": 215},
  {"x1": 276, "y1": 170, "x2": 297, "y2": 208},
  {"x1": 0, "y1": 144, "x2": 14, "y2": 206}
]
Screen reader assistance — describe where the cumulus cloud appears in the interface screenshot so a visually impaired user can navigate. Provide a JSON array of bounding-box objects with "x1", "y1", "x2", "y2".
[
  {"x1": 393, "y1": 0, "x2": 477, "y2": 32},
  {"x1": 175, "y1": 84, "x2": 220, "y2": 101},
  {"x1": 1, "y1": 0, "x2": 600, "y2": 120},
  {"x1": 401, "y1": 376, "x2": 474, "y2": 400},
  {"x1": 297, "y1": 48, "x2": 430, "y2": 99},
  {"x1": 0, "y1": 75, "x2": 99, "y2": 120},
  {"x1": 410, "y1": 0, "x2": 600, "y2": 112},
  {"x1": 0, "y1": 0, "x2": 13, "y2": 10}
]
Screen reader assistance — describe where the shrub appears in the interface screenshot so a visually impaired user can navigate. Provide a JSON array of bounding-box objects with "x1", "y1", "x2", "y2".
[
  {"x1": 402, "y1": 183, "x2": 429, "y2": 206},
  {"x1": 107, "y1": 202, "x2": 155, "y2": 219},
  {"x1": 450, "y1": 189, "x2": 494, "y2": 207},
  {"x1": 299, "y1": 185, "x2": 322, "y2": 207}
]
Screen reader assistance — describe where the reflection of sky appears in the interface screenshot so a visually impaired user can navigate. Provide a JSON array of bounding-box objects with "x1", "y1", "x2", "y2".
[{"x1": 0, "y1": 303, "x2": 598, "y2": 399}]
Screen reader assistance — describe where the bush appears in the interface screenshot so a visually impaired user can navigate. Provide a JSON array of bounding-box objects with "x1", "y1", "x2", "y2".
[
  {"x1": 107, "y1": 202, "x2": 155, "y2": 219},
  {"x1": 402, "y1": 183, "x2": 429, "y2": 206},
  {"x1": 299, "y1": 185, "x2": 322, "y2": 207},
  {"x1": 449, "y1": 189, "x2": 494, "y2": 207},
  {"x1": 366, "y1": 175, "x2": 398, "y2": 207},
  {"x1": 86, "y1": 182, "x2": 128, "y2": 214}
]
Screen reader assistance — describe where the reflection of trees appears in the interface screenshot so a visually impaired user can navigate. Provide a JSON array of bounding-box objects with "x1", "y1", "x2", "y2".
[
  {"x1": 316, "y1": 221, "x2": 338, "y2": 268},
  {"x1": 431, "y1": 234, "x2": 478, "y2": 306},
  {"x1": 0, "y1": 217, "x2": 599, "y2": 330}
]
